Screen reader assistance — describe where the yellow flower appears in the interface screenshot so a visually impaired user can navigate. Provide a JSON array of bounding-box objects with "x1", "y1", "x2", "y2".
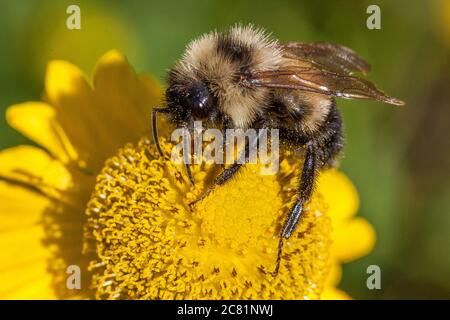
[
  {"x1": 84, "y1": 138, "x2": 332, "y2": 299},
  {"x1": 0, "y1": 50, "x2": 375, "y2": 299}
]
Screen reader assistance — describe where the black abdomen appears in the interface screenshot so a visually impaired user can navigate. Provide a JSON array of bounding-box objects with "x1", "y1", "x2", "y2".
[{"x1": 260, "y1": 99, "x2": 344, "y2": 168}]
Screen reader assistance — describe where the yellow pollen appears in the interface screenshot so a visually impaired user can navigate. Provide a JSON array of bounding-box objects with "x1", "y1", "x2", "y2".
[{"x1": 84, "y1": 137, "x2": 332, "y2": 299}]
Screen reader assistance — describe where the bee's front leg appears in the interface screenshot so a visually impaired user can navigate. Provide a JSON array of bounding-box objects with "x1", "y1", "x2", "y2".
[
  {"x1": 188, "y1": 161, "x2": 244, "y2": 208},
  {"x1": 189, "y1": 130, "x2": 262, "y2": 206},
  {"x1": 183, "y1": 119, "x2": 196, "y2": 186}
]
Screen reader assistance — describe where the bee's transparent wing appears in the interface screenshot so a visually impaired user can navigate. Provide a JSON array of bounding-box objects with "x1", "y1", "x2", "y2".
[
  {"x1": 246, "y1": 65, "x2": 405, "y2": 106},
  {"x1": 281, "y1": 42, "x2": 371, "y2": 75}
]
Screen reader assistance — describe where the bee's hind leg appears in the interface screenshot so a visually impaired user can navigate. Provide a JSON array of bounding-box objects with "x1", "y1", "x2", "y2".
[
  {"x1": 282, "y1": 143, "x2": 317, "y2": 238},
  {"x1": 272, "y1": 143, "x2": 317, "y2": 275}
]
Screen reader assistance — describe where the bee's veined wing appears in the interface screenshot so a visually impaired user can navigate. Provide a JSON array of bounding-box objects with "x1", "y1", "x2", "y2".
[
  {"x1": 245, "y1": 65, "x2": 405, "y2": 106},
  {"x1": 280, "y1": 42, "x2": 371, "y2": 75}
]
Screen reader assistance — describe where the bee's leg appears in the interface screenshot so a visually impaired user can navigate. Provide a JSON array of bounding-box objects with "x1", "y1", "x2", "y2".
[
  {"x1": 282, "y1": 143, "x2": 316, "y2": 238},
  {"x1": 189, "y1": 148, "x2": 247, "y2": 206},
  {"x1": 189, "y1": 131, "x2": 260, "y2": 206},
  {"x1": 183, "y1": 129, "x2": 195, "y2": 186},
  {"x1": 217, "y1": 129, "x2": 265, "y2": 185},
  {"x1": 272, "y1": 143, "x2": 316, "y2": 275},
  {"x1": 183, "y1": 119, "x2": 195, "y2": 186}
]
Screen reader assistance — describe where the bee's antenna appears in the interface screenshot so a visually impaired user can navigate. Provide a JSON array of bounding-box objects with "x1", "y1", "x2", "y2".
[{"x1": 152, "y1": 107, "x2": 169, "y2": 157}]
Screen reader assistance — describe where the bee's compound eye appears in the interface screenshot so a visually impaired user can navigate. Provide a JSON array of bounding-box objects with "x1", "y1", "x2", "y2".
[{"x1": 187, "y1": 82, "x2": 213, "y2": 119}]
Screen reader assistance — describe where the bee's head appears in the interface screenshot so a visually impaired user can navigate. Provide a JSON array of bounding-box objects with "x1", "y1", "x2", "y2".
[
  {"x1": 165, "y1": 77, "x2": 216, "y2": 125},
  {"x1": 164, "y1": 25, "x2": 283, "y2": 129}
]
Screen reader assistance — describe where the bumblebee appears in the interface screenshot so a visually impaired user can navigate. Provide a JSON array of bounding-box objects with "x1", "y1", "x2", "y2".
[{"x1": 152, "y1": 25, "x2": 404, "y2": 272}]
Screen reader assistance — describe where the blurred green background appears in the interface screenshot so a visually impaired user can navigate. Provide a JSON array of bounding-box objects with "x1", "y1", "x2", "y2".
[{"x1": 0, "y1": 0, "x2": 449, "y2": 299}]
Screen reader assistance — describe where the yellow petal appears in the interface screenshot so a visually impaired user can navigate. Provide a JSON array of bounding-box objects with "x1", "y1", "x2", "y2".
[
  {"x1": 39, "y1": 51, "x2": 163, "y2": 172},
  {"x1": 0, "y1": 180, "x2": 91, "y2": 299},
  {"x1": 332, "y1": 217, "x2": 376, "y2": 263},
  {"x1": 326, "y1": 260, "x2": 342, "y2": 286},
  {"x1": 44, "y1": 60, "x2": 106, "y2": 170},
  {"x1": 1, "y1": 273, "x2": 55, "y2": 300},
  {"x1": 11, "y1": 53, "x2": 163, "y2": 173},
  {"x1": 0, "y1": 180, "x2": 50, "y2": 231},
  {"x1": 0, "y1": 180, "x2": 56, "y2": 299},
  {"x1": 0, "y1": 145, "x2": 73, "y2": 190},
  {"x1": 138, "y1": 74, "x2": 164, "y2": 108},
  {"x1": 0, "y1": 225, "x2": 50, "y2": 274},
  {"x1": 0, "y1": 182, "x2": 50, "y2": 270},
  {"x1": 93, "y1": 50, "x2": 143, "y2": 141},
  {"x1": 318, "y1": 170, "x2": 360, "y2": 221},
  {"x1": 92, "y1": 50, "x2": 155, "y2": 145},
  {"x1": 0, "y1": 260, "x2": 56, "y2": 299},
  {"x1": 6, "y1": 102, "x2": 76, "y2": 163},
  {"x1": 321, "y1": 287, "x2": 351, "y2": 300},
  {"x1": 45, "y1": 60, "x2": 93, "y2": 110}
]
